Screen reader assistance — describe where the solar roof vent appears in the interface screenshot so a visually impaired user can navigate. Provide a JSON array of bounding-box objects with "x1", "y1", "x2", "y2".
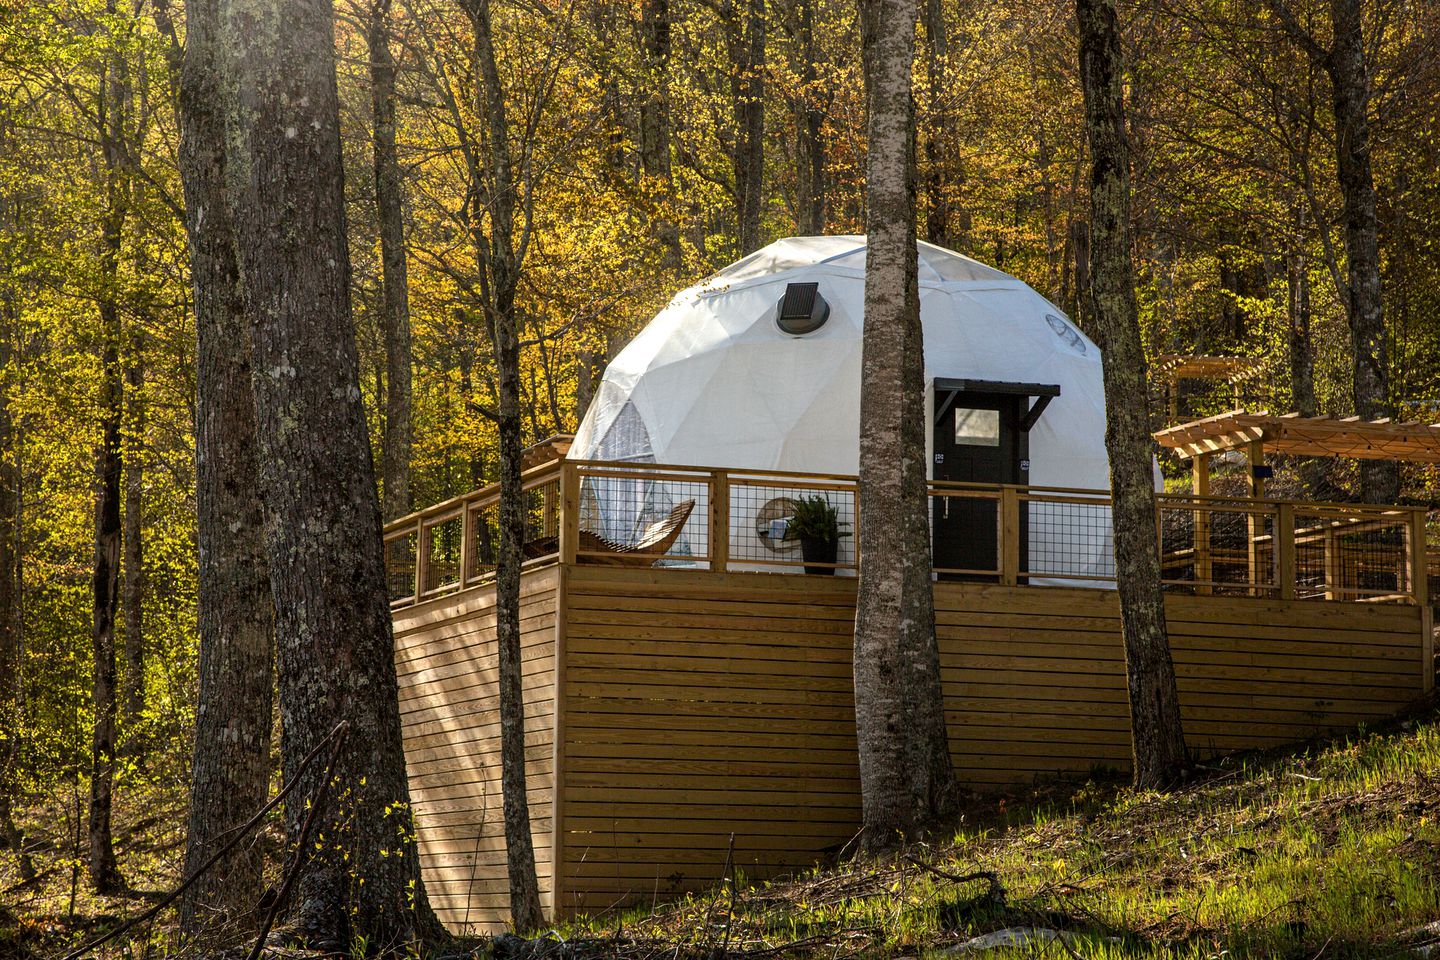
[{"x1": 776, "y1": 282, "x2": 830, "y2": 335}]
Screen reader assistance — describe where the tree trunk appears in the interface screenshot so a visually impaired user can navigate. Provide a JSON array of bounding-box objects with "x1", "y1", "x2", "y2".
[
  {"x1": 1327, "y1": 0, "x2": 1395, "y2": 504},
  {"x1": 462, "y1": 0, "x2": 545, "y2": 930},
  {"x1": 368, "y1": 0, "x2": 414, "y2": 521},
  {"x1": 728, "y1": 0, "x2": 765, "y2": 255},
  {"x1": 1076, "y1": 0, "x2": 1188, "y2": 790},
  {"x1": 0, "y1": 142, "x2": 34, "y2": 882},
  {"x1": 159, "y1": 0, "x2": 278, "y2": 935},
  {"x1": 638, "y1": 0, "x2": 682, "y2": 267},
  {"x1": 852, "y1": 0, "x2": 957, "y2": 852},
  {"x1": 217, "y1": 0, "x2": 440, "y2": 945},
  {"x1": 1287, "y1": 242, "x2": 1316, "y2": 418},
  {"x1": 121, "y1": 352, "x2": 144, "y2": 731},
  {"x1": 921, "y1": 0, "x2": 951, "y2": 249},
  {"x1": 90, "y1": 6, "x2": 127, "y2": 891},
  {"x1": 793, "y1": 0, "x2": 825, "y2": 235}
]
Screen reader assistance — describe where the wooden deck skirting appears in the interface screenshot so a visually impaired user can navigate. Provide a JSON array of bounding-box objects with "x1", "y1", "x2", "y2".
[{"x1": 393, "y1": 561, "x2": 1433, "y2": 933}]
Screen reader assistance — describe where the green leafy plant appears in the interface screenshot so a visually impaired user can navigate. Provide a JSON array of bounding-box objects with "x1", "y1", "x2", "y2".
[{"x1": 783, "y1": 495, "x2": 851, "y2": 545}]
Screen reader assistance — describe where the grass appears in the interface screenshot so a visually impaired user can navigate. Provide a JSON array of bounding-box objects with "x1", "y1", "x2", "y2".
[{"x1": 5, "y1": 713, "x2": 1440, "y2": 958}]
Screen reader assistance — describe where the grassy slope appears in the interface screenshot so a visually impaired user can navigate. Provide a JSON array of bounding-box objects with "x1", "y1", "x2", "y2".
[
  {"x1": 565, "y1": 712, "x2": 1440, "y2": 959},
  {"x1": 5, "y1": 713, "x2": 1440, "y2": 958}
]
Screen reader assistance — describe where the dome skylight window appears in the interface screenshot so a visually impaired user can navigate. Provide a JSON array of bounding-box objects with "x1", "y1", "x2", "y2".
[{"x1": 1046, "y1": 314, "x2": 1086, "y2": 355}]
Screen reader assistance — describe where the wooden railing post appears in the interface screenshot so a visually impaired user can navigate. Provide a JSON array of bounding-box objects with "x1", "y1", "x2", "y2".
[
  {"x1": 1277, "y1": 502, "x2": 1296, "y2": 601},
  {"x1": 710, "y1": 471, "x2": 730, "y2": 572},
  {"x1": 414, "y1": 517, "x2": 427, "y2": 597},
  {"x1": 458, "y1": 500, "x2": 475, "y2": 588},
  {"x1": 999, "y1": 486, "x2": 1020, "y2": 586},
  {"x1": 1409, "y1": 508, "x2": 1434, "y2": 693},
  {"x1": 1192, "y1": 456, "x2": 1212, "y2": 596},
  {"x1": 1323, "y1": 526, "x2": 1340, "y2": 601},
  {"x1": 559, "y1": 462, "x2": 580, "y2": 565},
  {"x1": 1408, "y1": 508, "x2": 1428, "y2": 608}
]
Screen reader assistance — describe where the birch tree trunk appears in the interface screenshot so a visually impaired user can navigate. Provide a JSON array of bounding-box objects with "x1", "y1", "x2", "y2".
[
  {"x1": 1328, "y1": 0, "x2": 1395, "y2": 504},
  {"x1": 461, "y1": 0, "x2": 545, "y2": 929},
  {"x1": 853, "y1": 0, "x2": 957, "y2": 851},
  {"x1": 1076, "y1": 0, "x2": 1189, "y2": 790},
  {"x1": 155, "y1": 0, "x2": 278, "y2": 935},
  {"x1": 368, "y1": 0, "x2": 414, "y2": 520},
  {"x1": 217, "y1": 0, "x2": 440, "y2": 944}
]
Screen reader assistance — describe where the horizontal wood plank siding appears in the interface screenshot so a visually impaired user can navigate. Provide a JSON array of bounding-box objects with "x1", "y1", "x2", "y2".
[
  {"x1": 556, "y1": 566, "x2": 1425, "y2": 915},
  {"x1": 396, "y1": 563, "x2": 1426, "y2": 929},
  {"x1": 394, "y1": 566, "x2": 559, "y2": 933}
]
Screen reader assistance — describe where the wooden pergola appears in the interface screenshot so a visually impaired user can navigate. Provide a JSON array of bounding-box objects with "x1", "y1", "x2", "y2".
[
  {"x1": 1154, "y1": 411, "x2": 1439, "y2": 598},
  {"x1": 1154, "y1": 354, "x2": 1266, "y2": 423},
  {"x1": 1155, "y1": 410, "x2": 1440, "y2": 495}
]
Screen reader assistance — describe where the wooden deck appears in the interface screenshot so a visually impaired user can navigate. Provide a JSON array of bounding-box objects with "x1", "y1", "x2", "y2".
[{"x1": 393, "y1": 559, "x2": 1433, "y2": 932}]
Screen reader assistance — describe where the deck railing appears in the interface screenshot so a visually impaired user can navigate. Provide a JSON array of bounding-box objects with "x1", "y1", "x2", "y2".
[{"x1": 383, "y1": 459, "x2": 1431, "y2": 609}]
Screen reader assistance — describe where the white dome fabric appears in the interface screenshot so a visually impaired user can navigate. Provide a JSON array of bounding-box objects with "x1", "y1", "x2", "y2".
[{"x1": 572, "y1": 235, "x2": 1118, "y2": 581}]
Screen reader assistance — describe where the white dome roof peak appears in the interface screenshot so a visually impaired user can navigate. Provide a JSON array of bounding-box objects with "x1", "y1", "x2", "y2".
[{"x1": 702, "y1": 235, "x2": 1014, "y2": 288}]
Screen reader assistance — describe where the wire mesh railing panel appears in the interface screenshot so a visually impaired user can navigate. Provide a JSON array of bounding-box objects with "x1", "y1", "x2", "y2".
[
  {"x1": 1024, "y1": 494, "x2": 1115, "y2": 581},
  {"x1": 1292, "y1": 509, "x2": 1412, "y2": 600},
  {"x1": 577, "y1": 468, "x2": 711, "y2": 564},
  {"x1": 382, "y1": 459, "x2": 1428, "y2": 608},
  {"x1": 385, "y1": 530, "x2": 417, "y2": 603},
  {"x1": 927, "y1": 488, "x2": 1000, "y2": 577},
  {"x1": 1157, "y1": 498, "x2": 1278, "y2": 596},
  {"x1": 422, "y1": 514, "x2": 463, "y2": 594},
  {"x1": 729, "y1": 477, "x2": 857, "y2": 571}
]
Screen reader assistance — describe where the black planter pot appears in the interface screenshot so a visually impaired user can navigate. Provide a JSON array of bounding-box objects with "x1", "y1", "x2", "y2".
[{"x1": 800, "y1": 537, "x2": 838, "y2": 575}]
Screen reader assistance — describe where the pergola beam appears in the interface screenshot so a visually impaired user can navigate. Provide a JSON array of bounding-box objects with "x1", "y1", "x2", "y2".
[{"x1": 1155, "y1": 410, "x2": 1440, "y2": 464}]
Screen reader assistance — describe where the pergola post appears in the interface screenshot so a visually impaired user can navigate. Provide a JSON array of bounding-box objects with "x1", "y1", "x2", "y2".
[
  {"x1": 1192, "y1": 452, "x2": 1211, "y2": 595},
  {"x1": 1246, "y1": 439, "x2": 1266, "y2": 594}
]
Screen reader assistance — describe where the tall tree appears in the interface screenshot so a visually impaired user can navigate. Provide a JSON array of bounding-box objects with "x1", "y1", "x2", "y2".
[
  {"x1": 366, "y1": 0, "x2": 415, "y2": 520},
  {"x1": 457, "y1": 0, "x2": 545, "y2": 930},
  {"x1": 152, "y1": 0, "x2": 278, "y2": 934},
  {"x1": 1076, "y1": 0, "x2": 1189, "y2": 789},
  {"x1": 637, "y1": 0, "x2": 683, "y2": 265},
  {"x1": 1326, "y1": 0, "x2": 1393, "y2": 503},
  {"x1": 782, "y1": 0, "x2": 826, "y2": 234},
  {"x1": 0, "y1": 117, "x2": 35, "y2": 883},
  {"x1": 852, "y1": 0, "x2": 957, "y2": 850},
  {"x1": 121, "y1": 350, "x2": 144, "y2": 729},
  {"x1": 89, "y1": 0, "x2": 129, "y2": 892},
  {"x1": 718, "y1": 0, "x2": 765, "y2": 254},
  {"x1": 216, "y1": 0, "x2": 440, "y2": 944},
  {"x1": 1260, "y1": 0, "x2": 1395, "y2": 503}
]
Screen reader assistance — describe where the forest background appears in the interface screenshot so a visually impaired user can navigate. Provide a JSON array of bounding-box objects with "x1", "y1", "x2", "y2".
[{"x1": 0, "y1": 0, "x2": 1438, "y2": 912}]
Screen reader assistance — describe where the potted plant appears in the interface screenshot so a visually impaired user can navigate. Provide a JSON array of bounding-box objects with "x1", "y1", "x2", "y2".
[{"x1": 784, "y1": 494, "x2": 851, "y2": 574}]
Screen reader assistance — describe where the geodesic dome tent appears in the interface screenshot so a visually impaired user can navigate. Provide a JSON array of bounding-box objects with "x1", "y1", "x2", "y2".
[{"x1": 571, "y1": 235, "x2": 1118, "y2": 580}]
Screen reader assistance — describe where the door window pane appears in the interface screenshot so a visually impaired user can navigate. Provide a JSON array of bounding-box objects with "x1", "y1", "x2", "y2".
[{"x1": 954, "y1": 407, "x2": 1000, "y2": 446}]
